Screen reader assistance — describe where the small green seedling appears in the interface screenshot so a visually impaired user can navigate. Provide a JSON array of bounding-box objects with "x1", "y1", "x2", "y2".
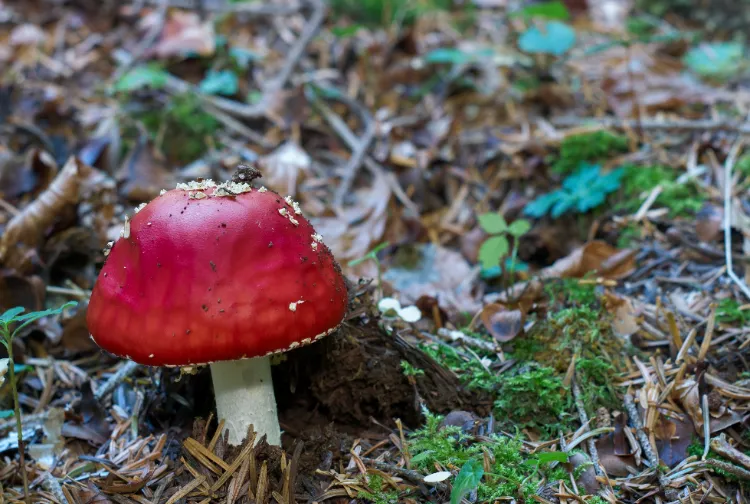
[
  {"x1": 477, "y1": 213, "x2": 531, "y2": 282},
  {"x1": 348, "y1": 241, "x2": 390, "y2": 297},
  {"x1": 400, "y1": 360, "x2": 425, "y2": 377},
  {"x1": 525, "y1": 163, "x2": 624, "y2": 219},
  {"x1": 451, "y1": 459, "x2": 484, "y2": 504},
  {"x1": 0, "y1": 302, "x2": 76, "y2": 504}
]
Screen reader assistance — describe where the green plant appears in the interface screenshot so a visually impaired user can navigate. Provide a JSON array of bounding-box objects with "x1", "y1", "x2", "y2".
[
  {"x1": 552, "y1": 131, "x2": 629, "y2": 175},
  {"x1": 357, "y1": 474, "x2": 400, "y2": 504},
  {"x1": 684, "y1": 42, "x2": 744, "y2": 81},
  {"x1": 420, "y1": 343, "x2": 499, "y2": 393},
  {"x1": 135, "y1": 93, "x2": 221, "y2": 163},
  {"x1": 525, "y1": 164, "x2": 624, "y2": 218},
  {"x1": 451, "y1": 459, "x2": 484, "y2": 504},
  {"x1": 407, "y1": 410, "x2": 564, "y2": 500},
  {"x1": 716, "y1": 298, "x2": 750, "y2": 325},
  {"x1": 348, "y1": 241, "x2": 390, "y2": 297},
  {"x1": 400, "y1": 360, "x2": 425, "y2": 377},
  {"x1": 495, "y1": 365, "x2": 571, "y2": 436},
  {"x1": 620, "y1": 164, "x2": 705, "y2": 216},
  {"x1": 0, "y1": 302, "x2": 76, "y2": 504},
  {"x1": 477, "y1": 213, "x2": 531, "y2": 281}
]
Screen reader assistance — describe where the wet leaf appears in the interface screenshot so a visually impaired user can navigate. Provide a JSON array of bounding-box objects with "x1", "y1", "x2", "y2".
[
  {"x1": 257, "y1": 141, "x2": 312, "y2": 197},
  {"x1": 480, "y1": 304, "x2": 524, "y2": 342}
]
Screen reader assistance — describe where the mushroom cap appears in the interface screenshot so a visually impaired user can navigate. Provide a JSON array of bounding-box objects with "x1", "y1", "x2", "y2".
[{"x1": 86, "y1": 181, "x2": 348, "y2": 366}]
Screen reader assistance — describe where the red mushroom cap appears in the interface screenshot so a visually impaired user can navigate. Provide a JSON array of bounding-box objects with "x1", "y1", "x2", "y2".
[{"x1": 86, "y1": 180, "x2": 348, "y2": 366}]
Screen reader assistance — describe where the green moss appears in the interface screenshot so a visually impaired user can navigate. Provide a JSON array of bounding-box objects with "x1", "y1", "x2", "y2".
[
  {"x1": 716, "y1": 298, "x2": 750, "y2": 325},
  {"x1": 135, "y1": 93, "x2": 220, "y2": 163},
  {"x1": 495, "y1": 366, "x2": 572, "y2": 437},
  {"x1": 576, "y1": 358, "x2": 619, "y2": 410},
  {"x1": 357, "y1": 474, "x2": 400, "y2": 504},
  {"x1": 544, "y1": 278, "x2": 600, "y2": 308},
  {"x1": 552, "y1": 131, "x2": 629, "y2": 175},
  {"x1": 620, "y1": 164, "x2": 705, "y2": 216},
  {"x1": 617, "y1": 223, "x2": 643, "y2": 248},
  {"x1": 407, "y1": 410, "x2": 567, "y2": 500},
  {"x1": 420, "y1": 344, "x2": 499, "y2": 393}
]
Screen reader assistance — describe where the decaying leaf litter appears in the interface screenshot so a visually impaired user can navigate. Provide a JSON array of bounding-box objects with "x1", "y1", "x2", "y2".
[{"x1": 1, "y1": 0, "x2": 750, "y2": 502}]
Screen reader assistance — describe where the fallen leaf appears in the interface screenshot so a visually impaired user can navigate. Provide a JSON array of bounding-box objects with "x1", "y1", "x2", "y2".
[
  {"x1": 382, "y1": 244, "x2": 481, "y2": 315},
  {"x1": 150, "y1": 10, "x2": 215, "y2": 58},
  {"x1": 0, "y1": 147, "x2": 57, "y2": 203},
  {"x1": 479, "y1": 304, "x2": 524, "y2": 342},
  {"x1": 63, "y1": 381, "x2": 111, "y2": 444},
  {"x1": 604, "y1": 291, "x2": 641, "y2": 338},
  {"x1": 9, "y1": 23, "x2": 46, "y2": 46},
  {"x1": 0, "y1": 157, "x2": 99, "y2": 273},
  {"x1": 28, "y1": 407, "x2": 64, "y2": 469},
  {"x1": 653, "y1": 413, "x2": 694, "y2": 468},
  {"x1": 0, "y1": 271, "x2": 45, "y2": 314},
  {"x1": 117, "y1": 139, "x2": 176, "y2": 202}
]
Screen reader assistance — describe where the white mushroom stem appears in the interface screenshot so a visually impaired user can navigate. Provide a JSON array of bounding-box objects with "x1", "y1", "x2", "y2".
[{"x1": 210, "y1": 356, "x2": 281, "y2": 446}]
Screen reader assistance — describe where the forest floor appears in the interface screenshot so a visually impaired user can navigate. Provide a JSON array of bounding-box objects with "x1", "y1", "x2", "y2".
[{"x1": 1, "y1": 0, "x2": 750, "y2": 503}]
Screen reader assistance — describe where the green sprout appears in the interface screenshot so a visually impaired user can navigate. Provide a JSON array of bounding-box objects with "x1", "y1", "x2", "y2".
[
  {"x1": 0, "y1": 302, "x2": 77, "y2": 504},
  {"x1": 348, "y1": 241, "x2": 390, "y2": 297},
  {"x1": 477, "y1": 213, "x2": 531, "y2": 283}
]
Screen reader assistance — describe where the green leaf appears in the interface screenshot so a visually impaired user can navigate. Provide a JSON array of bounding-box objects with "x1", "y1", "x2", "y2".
[
  {"x1": 0, "y1": 410, "x2": 14, "y2": 419},
  {"x1": 113, "y1": 65, "x2": 169, "y2": 93},
  {"x1": 14, "y1": 364, "x2": 32, "y2": 373},
  {"x1": 331, "y1": 24, "x2": 363, "y2": 38},
  {"x1": 518, "y1": 21, "x2": 576, "y2": 56},
  {"x1": 0, "y1": 307, "x2": 25, "y2": 324},
  {"x1": 348, "y1": 241, "x2": 390, "y2": 266},
  {"x1": 507, "y1": 219, "x2": 531, "y2": 237},
  {"x1": 511, "y1": 1, "x2": 569, "y2": 20},
  {"x1": 424, "y1": 47, "x2": 494, "y2": 65},
  {"x1": 684, "y1": 42, "x2": 743, "y2": 80},
  {"x1": 477, "y1": 213, "x2": 507, "y2": 234},
  {"x1": 199, "y1": 70, "x2": 239, "y2": 96},
  {"x1": 536, "y1": 451, "x2": 569, "y2": 464},
  {"x1": 450, "y1": 459, "x2": 484, "y2": 504},
  {"x1": 524, "y1": 192, "x2": 559, "y2": 218},
  {"x1": 478, "y1": 236, "x2": 509, "y2": 270},
  {"x1": 11, "y1": 301, "x2": 77, "y2": 338}
]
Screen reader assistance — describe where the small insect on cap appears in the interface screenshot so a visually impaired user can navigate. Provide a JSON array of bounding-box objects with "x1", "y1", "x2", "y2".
[{"x1": 86, "y1": 177, "x2": 348, "y2": 366}]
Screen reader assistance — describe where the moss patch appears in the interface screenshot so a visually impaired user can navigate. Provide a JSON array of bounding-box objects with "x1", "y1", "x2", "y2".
[{"x1": 552, "y1": 131, "x2": 629, "y2": 175}]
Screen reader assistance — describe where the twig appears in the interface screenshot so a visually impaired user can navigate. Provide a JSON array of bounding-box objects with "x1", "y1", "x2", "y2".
[
  {"x1": 552, "y1": 116, "x2": 750, "y2": 135},
  {"x1": 94, "y1": 360, "x2": 140, "y2": 401},
  {"x1": 571, "y1": 380, "x2": 604, "y2": 477},
  {"x1": 110, "y1": 0, "x2": 168, "y2": 84},
  {"x1": 704, "y1": 458, "x2": 750, "y2": 480},
  {"x1": 307, "y1": 90, "x2": 419, "y2": 214},
  {"x1": 361, "y1": 457, "x2": 447, "y2": 492},
  {"x1": 722, "y1": 139, "x2": 750, "y2": 300},
  {"x1": 140, "y1": 0, "x2": 302, "y2": 15},
  {"x1": 319, "y1": 89, "x2": 377, "y2": 208},
  {"x1": 710, "y1": 434, "x2": 750, "y2": 470},
  {"x1": 623, "y1": 394, "x2": 660, "y2": 470}
]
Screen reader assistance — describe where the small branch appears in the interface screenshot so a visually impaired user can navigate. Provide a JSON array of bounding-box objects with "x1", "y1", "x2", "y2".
[
  {"x1": 42, "y1": 473, "x2": 69, "y2": 504},
  {"x1": 552, "y1": 116, "x2": 750, "y2": 135},
  {"x1": 361, "y1": 457, "x2": 447, "y2": 492},
  {"x1": 722, "y1": 139, "x2": 750, "y2": 300},
  {"x1": 94, "y1": 360, "x2": 140, "y2": 402},
  {"x1": 623, "y1": 394, "x2": 660, "y2": 470},
  {"x1": 140, "y1": 0, "x2": 303, "y2": 15},
  {"x1": 572, "y1": 380, "x2": 604, "y2": 477},
  {"x1": 704, "y1": 458, "x2": 750, "y2": 480}
]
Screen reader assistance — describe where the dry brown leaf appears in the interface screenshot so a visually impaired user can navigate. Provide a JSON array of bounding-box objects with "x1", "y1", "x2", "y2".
[
  {"x1": 479, "y1": 304, "x2": 524, "y2": 343},
  {"x1": 117, "y1": 140, "x2": 176, "y2": 202},
  {"x1": 0, "y1": 271, "x2": 45, "y2": 313},
  {"x1": 0, "y1": 157, "x2": 97, "y2": 272},
  {"x1": 604, "y1": 291, "x2": 641, "y2": 338},
  {"x1": 486, "y1": 241, "x2": 635, "y2": 303},
  {"x1": 0, "y1": 147, "x2": 57, "y2": 202},
  {"x1": 149, "y1": 10, "x2": 216, "y2": 59}
]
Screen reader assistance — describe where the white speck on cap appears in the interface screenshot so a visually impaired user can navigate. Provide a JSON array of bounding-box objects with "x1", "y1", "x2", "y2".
[
  {"x1": 134, "y1": 203, "x2": 147, "y2": 213},
  {"x1": 288, "y1": 300, "x2": 305, "y2": 312},
  {"x1": 289, "y1": 217, "x2": 299, "y2": 226},
  {"x1": 258, "y1": 186, "x2": 268, "y2": 193},
  {"x1": 278, "y1": 208, "x2": 288, "y2": 216}
]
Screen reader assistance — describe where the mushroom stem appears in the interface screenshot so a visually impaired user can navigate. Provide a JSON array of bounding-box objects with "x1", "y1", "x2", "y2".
[{"x1": 210, "y1": 357, "x2": 281, "y2": 446}]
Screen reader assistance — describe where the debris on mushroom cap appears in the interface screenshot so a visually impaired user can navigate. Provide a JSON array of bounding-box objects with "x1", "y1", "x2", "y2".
[{"x1": 86, "y1": 179, "x2": 348, "y2": 367}]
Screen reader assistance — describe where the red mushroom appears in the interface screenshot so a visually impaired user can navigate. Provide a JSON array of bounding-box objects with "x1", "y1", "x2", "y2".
[{"x1": 86, "y1": 174, "x2": 348, "y2": 445}]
